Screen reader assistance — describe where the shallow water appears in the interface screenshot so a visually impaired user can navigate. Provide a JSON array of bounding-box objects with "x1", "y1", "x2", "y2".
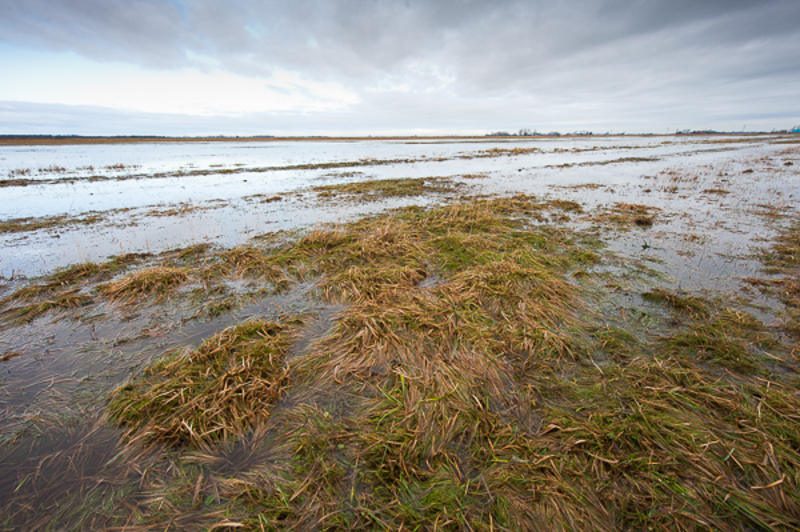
[{"x1": 2, "y1": 135, "x2": 797, "y2": 284}]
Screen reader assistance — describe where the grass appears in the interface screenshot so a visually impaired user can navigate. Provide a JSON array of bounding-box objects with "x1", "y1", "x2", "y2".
[
  {"x1": 4, "y1": 195, "x2": 800, "y2": 530},
  {"x1": 749, "y1": 221, "x2": 800, "y2": 341},
  {"x1": 660, "y1": 308, "x2": 775, "y2": 373},
  {"x1": 594, "y1": 202, "x2": 661, "y2": 229},
  {"x1": 763, "y1": 222, "x2": 800, "y2": 272},
  {"x1": 0, "y1": 262, "x2": 109, "y2": 321},
  {"x1": 702, "y1": 187, "x2": 732, "y2": 195},
  {"x1": 2, "y1": 289, "x2": 93, "y2": 323},
  {"x1": 643, "y1": 288, "x2": 709, "y2": 317},
  {"x1": 108, "y1": 319, "x2": 297, "y2": 447},
  {"x1": 0, "y1": 413, "x2": 147, "y2": 531},
  {"x1": 0, "y1": 213, "x2": 104, "y2": 233},
  {"x1": 644, "y1": 289, "x2": 784, "y2": 372},
  {"x1": 312, "y1": 176, "x2": 459, "y2": 201},
  {"x1": 98, "y1": 266, "x2": 190, "y2": 302}
]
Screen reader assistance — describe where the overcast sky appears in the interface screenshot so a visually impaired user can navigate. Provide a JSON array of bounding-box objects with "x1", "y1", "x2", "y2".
[{"x1": 1, "y1": 0, "x2": 799, "y2": 136}]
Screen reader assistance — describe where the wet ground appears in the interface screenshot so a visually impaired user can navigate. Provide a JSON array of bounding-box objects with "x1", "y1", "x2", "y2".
[
  {"x1": 1, "y1": 134, "x2": 799, "y2": 530},
  {"x1": 2, "y1": 135, "x2": 796, "y2": 281}
]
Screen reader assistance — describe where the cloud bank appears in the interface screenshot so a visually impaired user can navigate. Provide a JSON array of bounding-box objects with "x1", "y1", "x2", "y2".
[{"x1": 1, "y1": 0, "x2": 799, "y2": 134}]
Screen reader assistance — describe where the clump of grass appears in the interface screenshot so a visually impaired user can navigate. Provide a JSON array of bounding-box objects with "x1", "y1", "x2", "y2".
[
  {"x1": 98, "y1": 266, "x2": 189, "y2": 302},
  {"x1": 214, "y1": 246, "x2": 293, "y2": 291},
  {"x1": 109, "y1": 319, "x2": 296, "y2": 447},
  {"x1": 52, "y1": 262, "x2": 103, "y2": 284},
  {"x1": 643, "y1": 288, "x2": 708, "y2": 317},
  {"x1": 38, "y1": 164, "x2": 67, "y2": 173},
  {"x1": 256, "y1": 198, "x2": 596, "y2": 527},
  {"x1": 202, "y1": 295, "x2": 239, "y2": 317},
  {"x1": 7, "y1": 167, "x2": 31, "y2": 177},
  {"x1": 1, "y1": 262, "x2": 104, "y2": 306},
  {"x1": 105, "y1": 163, "x2": 138, "y2": 171},
  {"x1": 105, "y1": 252, "x2": 152, "y2": 269},
  {"x1": 763, "y1": 223, "x2": 800, "y2": 272},
  {"x1": 3, "y1": 289, "x2": 92, "y2": 323},
  {"x1": 593, "y1": 202, "x2": 661, "y2": 229},
  {"x1": 549, "y1": 198, "x2": 584, "y2": 213},
  {"x1": 312, "y1": 177, "x2": 459, "y2": 201},
  {"x1": 0, "y1": 213, "x2": 104, "y2": 234}
]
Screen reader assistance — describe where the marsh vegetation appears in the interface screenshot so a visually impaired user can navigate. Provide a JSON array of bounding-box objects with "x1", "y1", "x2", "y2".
[{"x1": 1, "y1": 134, "x2": 800, "y2": 530}]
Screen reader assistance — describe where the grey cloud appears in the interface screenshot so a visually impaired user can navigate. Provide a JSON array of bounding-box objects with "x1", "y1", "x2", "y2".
[
  {"x1": 5, "y1": 1, "x2": 798, "y2": 80},
  {"x1": 0, "y1": 0, "x2": 193, "y2": 67},
  {"x1": 1, "y1": 0, "x2": 799, "y2": 133}
]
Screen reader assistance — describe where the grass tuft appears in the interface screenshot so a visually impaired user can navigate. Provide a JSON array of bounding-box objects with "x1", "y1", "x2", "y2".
[
  {"x1": 108, "y1": 319, "x2": 297, "y2": 447},
  {"x1": 312, "y1": 177, "x2": 459, "y2": 201},
  {"x1": 99, "y1": 266, "x2": 189, "y2": 302}
]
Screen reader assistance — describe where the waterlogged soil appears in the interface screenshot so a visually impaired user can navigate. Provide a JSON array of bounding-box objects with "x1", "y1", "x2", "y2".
[{"x1": 1, "y1": 135, "x2": 800, "y2": 530}]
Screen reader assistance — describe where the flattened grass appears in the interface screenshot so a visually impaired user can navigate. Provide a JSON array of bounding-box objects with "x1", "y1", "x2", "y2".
[
  {"x1": 108, "y1": 320, "x2": 296, "y2": 447},
  {"x1": 2, "y1": 289, "x2": 92, "y2": 323},
  {"x1": 95, "y1": 195, "x2": 800, "y2": 530},
  {"x1": 0, "y1": 262, "x2": 108, "y2": 322},
  {"x1": 595, "y1": 202, "x2": 661, "y2": 229},
  {"x1": 312, "y1": 176, "x2": 459, "y2": 201},
  {"x1": 751, "y1": 221, "x2": 800, "y2": 339},
  {"x1": 98, "y1": 266, "x2": 189, "y2": 302},
  {"x1": 763, "y1": 222, "x2": 800, "y2": 272},
  {"x1": 0, "y1": 213, "x2": 104, "y2": 234}
]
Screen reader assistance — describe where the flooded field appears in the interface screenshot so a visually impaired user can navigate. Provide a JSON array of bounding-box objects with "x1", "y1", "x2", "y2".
[{"x1": 1, "y1": 134, "x2": 800, "y2": 530}]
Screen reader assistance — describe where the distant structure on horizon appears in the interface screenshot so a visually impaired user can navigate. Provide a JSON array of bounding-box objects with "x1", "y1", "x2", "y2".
[{"x1": 793, "y1": 125, "x2": 800, "y2": 133}]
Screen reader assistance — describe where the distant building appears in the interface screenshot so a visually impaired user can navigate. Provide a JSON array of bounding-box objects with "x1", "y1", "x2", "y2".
[{"x1": 792, "y1": 125, "x2": 800, "y2": 133}]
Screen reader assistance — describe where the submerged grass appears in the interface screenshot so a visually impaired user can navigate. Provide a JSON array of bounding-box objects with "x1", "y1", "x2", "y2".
[
  {"x1": 0, "y1": 213, "x2": 104, "y2": 234},
  {"x1": 749, "y1": 220, "x2": 800, "y2": 340},
  {"x1": 2, "y1": 289, "x2": 92, "y2": 323}
]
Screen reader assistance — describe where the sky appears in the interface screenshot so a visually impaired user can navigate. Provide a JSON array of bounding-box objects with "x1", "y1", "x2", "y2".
[{"x1": 1, "y1": 0, "x2": 799, "y2": 136}]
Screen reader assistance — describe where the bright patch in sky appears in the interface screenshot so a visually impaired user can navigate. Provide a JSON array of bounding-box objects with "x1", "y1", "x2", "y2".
[{"x1": 1, "y1": 46, "x2": 358, "y2": 115}]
